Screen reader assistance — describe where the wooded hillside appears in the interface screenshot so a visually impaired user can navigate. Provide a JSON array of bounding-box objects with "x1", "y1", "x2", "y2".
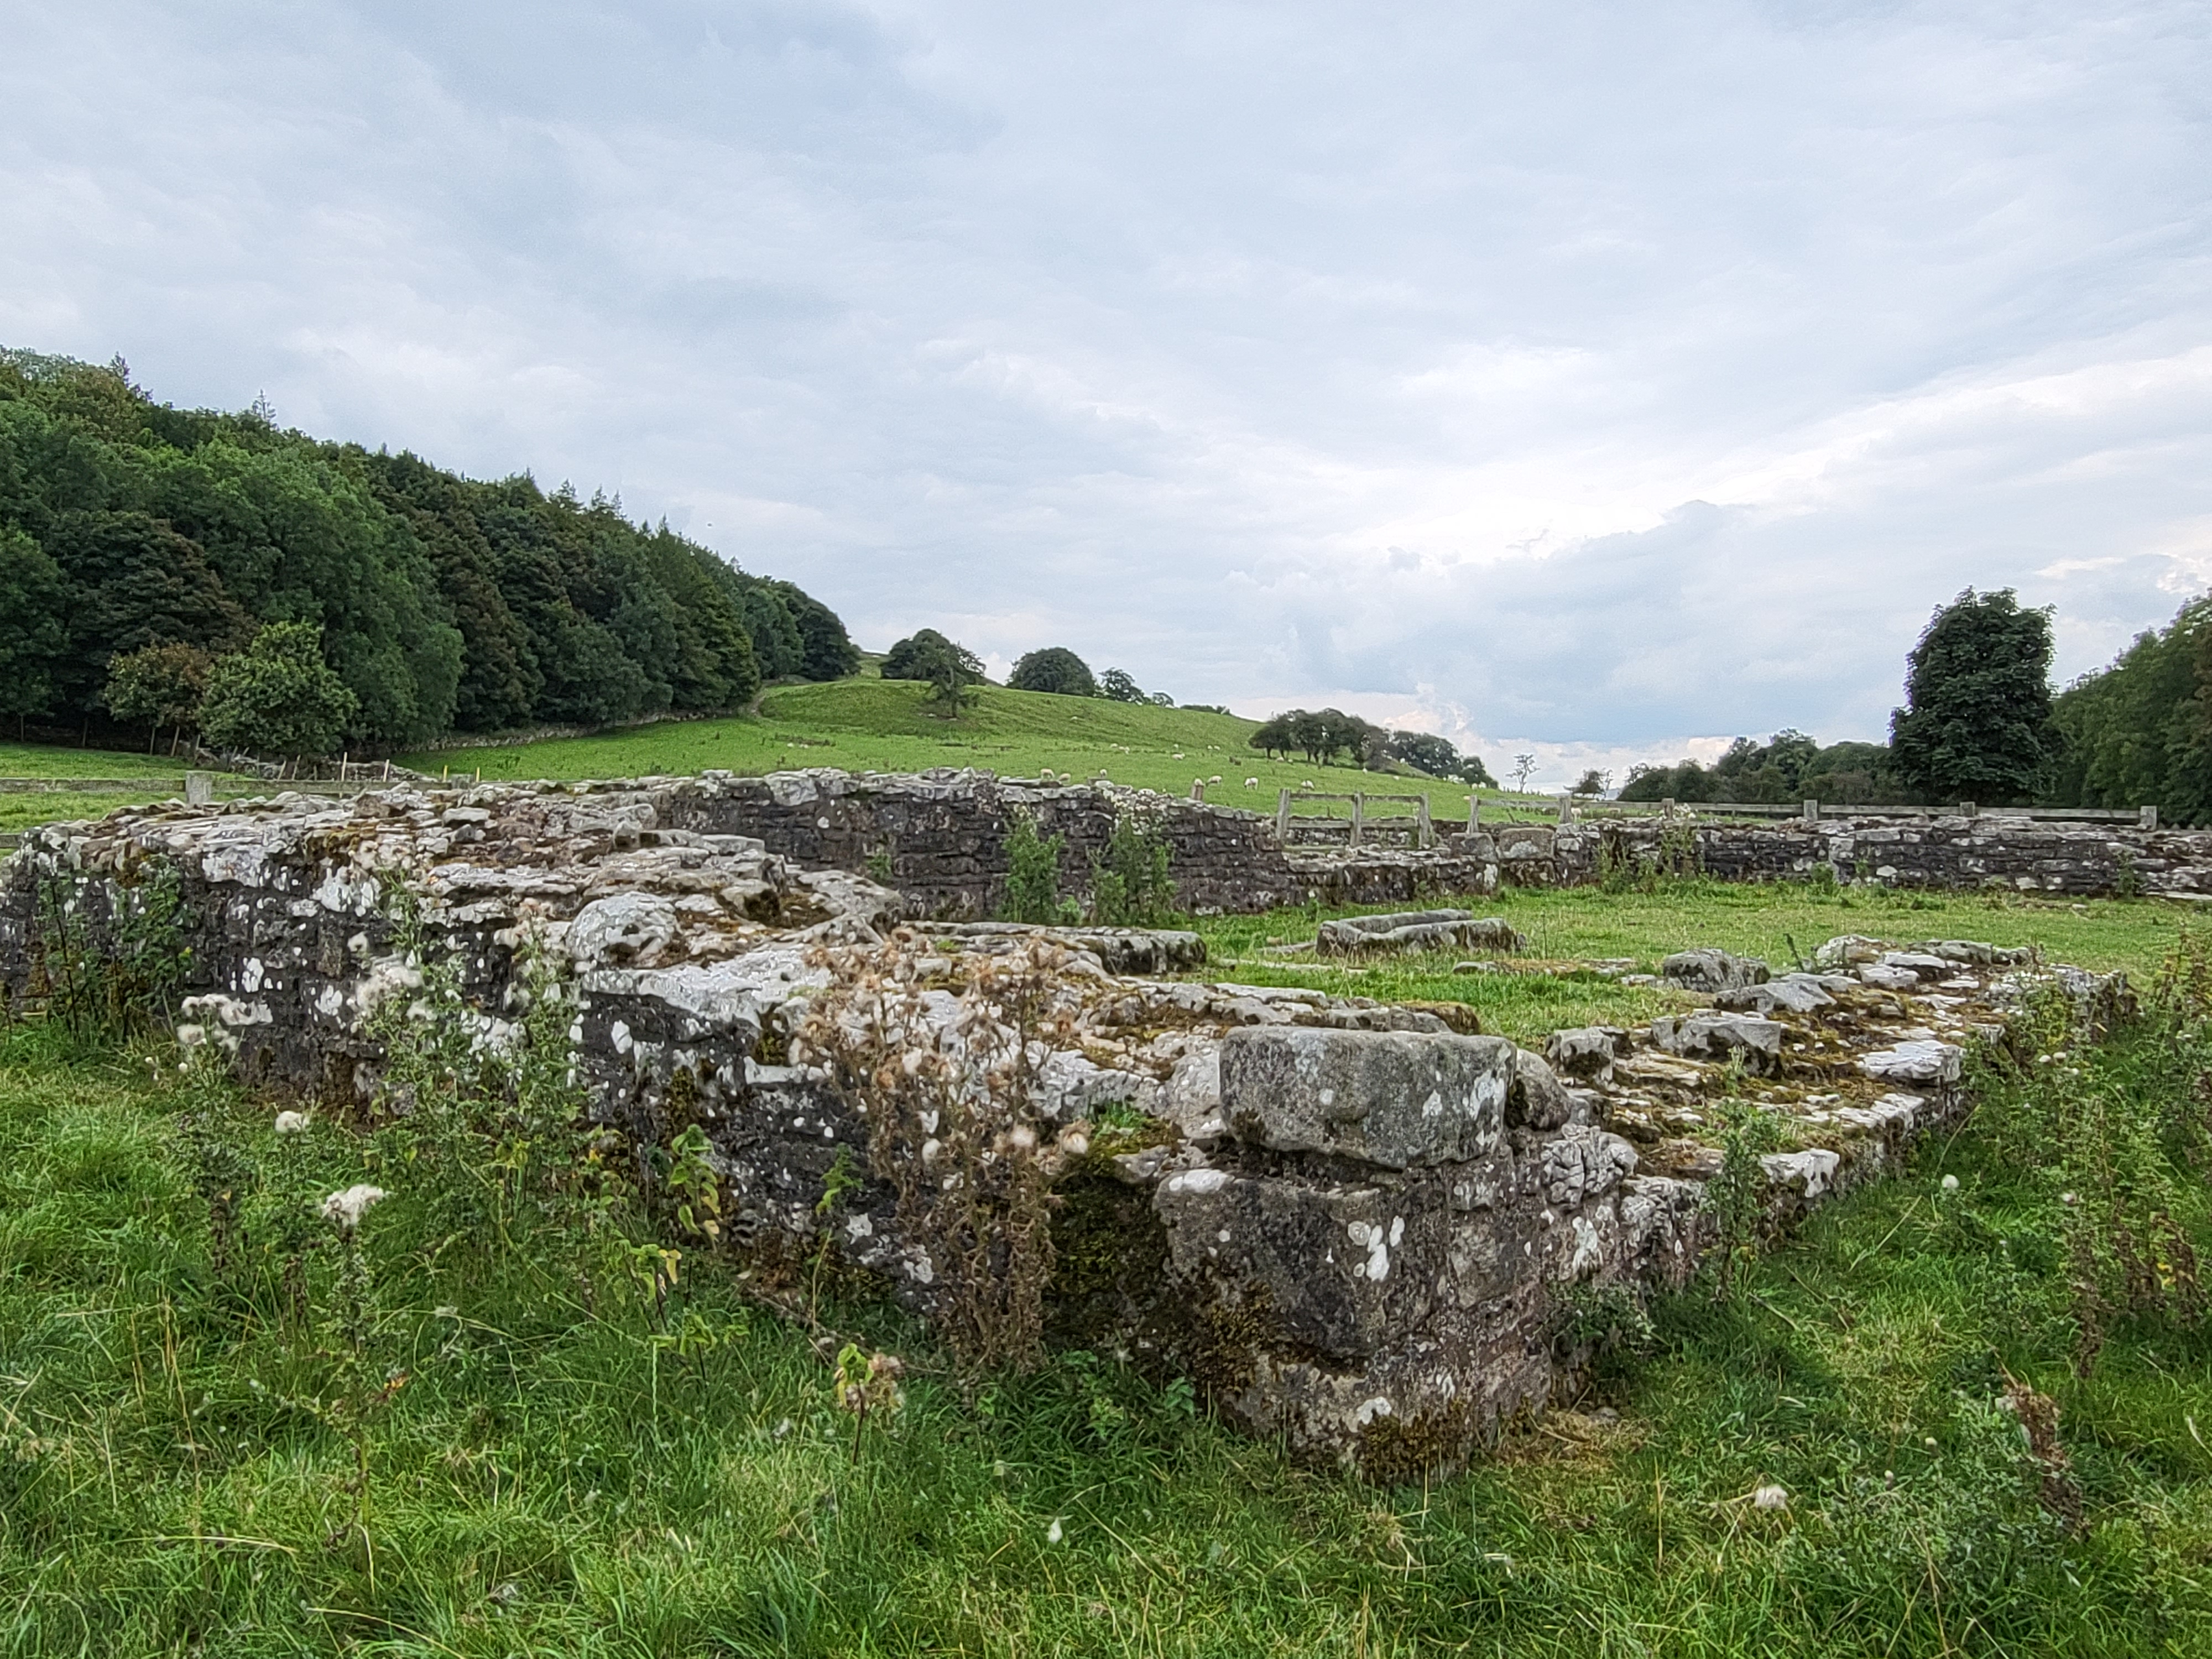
[{"x1": 0, "y1": 349, "x2": 854, "y2": 748}]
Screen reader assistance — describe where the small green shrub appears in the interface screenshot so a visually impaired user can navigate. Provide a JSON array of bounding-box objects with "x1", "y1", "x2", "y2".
[
  {"x1": 1000, "y1": 808, "x2": 1077, "y2": 924},
  {"x1": 1702, "y1": 1093, "x2": 1787, "y2": 1300},
  {"x1": 1088, "y1": 811, "x2": 1177, "y2": 927}
]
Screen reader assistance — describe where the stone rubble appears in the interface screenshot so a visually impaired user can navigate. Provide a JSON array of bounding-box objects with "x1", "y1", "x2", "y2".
[{"x1": 0, "y1": 782, "x2": 2133, "y2": 1475}]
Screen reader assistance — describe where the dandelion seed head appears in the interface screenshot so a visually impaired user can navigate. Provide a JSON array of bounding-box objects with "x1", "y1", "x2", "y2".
[
  {"x1": 1752, "y1": 1484, "x2": 1788, "y2": 1510},
  {"x1": 320, "y1": 1183, "x2": 388, "y2": 1230}
]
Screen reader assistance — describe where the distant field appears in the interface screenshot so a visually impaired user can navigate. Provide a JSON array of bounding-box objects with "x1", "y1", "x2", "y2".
[
  {"x1": 0, "y1": 742, "x2": 190, "y2": 780},
  {"x1": 0, "y1": 744, "x2": 192, "y2": 832},
  {"x1": 401, "y1": 679, "x2": 1545, "y2": 822},
  {"x1": 1198, "y1": 880, "x2": 2185, "y2": 1048}
]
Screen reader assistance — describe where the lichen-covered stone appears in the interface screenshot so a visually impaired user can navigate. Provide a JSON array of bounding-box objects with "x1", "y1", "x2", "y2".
[
  {"x1": 1649, "y1": 1013, "x2": 1785, "y2": 1072},
  {"x1": 1217, "y1": 1027, "x2": 1514, "y2": 1168},
  {"x1": 1660, "y1": 948, "x2": 1771, "y2": 993},
  {"x1": 1316, "y1": 911, "x2": 1526, "y2": 957}
]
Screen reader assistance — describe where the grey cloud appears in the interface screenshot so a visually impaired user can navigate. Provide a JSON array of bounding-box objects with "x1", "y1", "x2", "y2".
[{"x1": 2, "y1": 0, "x2": 2208, "y2": 757}]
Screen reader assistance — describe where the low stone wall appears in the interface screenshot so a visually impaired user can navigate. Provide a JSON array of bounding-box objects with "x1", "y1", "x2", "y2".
[
  {"x1": 1473, "y1": 814, "x2": 2212, "y2": 898},
  {"x1": 655, "y1": 768, "x2": 1500, "y2": 915}
]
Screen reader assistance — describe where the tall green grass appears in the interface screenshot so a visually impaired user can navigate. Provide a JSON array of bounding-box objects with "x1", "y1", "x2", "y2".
[{"x1": 4, "y1": 969, "x2": 2210, "y2": 1655}]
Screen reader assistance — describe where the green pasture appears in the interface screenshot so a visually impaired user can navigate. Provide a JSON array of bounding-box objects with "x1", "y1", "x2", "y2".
[{"x1": 398, "y1": 680, "x2": 1548, "y2": 823}]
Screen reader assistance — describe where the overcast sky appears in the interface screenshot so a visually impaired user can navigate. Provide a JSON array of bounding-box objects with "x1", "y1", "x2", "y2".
[{"x1": 6, "y1": 1, "x2": 2209, "y2": 784}]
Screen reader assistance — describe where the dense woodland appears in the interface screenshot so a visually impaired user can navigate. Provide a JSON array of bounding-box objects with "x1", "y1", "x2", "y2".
[
  {"x1": 2048, "y1": 596, "x2": 2212, "y2": 822},
  {"x1": 0, "y1": 350, "x2": 854, "y2": 751}
]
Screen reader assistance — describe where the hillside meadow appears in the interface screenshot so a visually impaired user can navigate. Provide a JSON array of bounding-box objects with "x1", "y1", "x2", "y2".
[{"x1": 398, "y1": 680, "x2": 1522, "y2": 823}]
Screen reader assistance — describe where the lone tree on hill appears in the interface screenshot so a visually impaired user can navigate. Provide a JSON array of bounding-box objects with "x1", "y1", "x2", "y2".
[
  {"x1": 909, "y1": 631, "x2": 984, "y2": 714},
  {"x1": 199, "y1": 622, "x2": 360, "y2": 760},
  {"x1": 1889, "y1": 588, "x2": 2056, "y2": 805},
  {"x1": 882, "y1": 628, "x2": 982, "y2": 685},
  {"x1": 1099, "y1": 667, "x2": 1146, "y2": 703},
  {"x1": 1008, "y1": 647, "x2": 1097, "y2": 697}
]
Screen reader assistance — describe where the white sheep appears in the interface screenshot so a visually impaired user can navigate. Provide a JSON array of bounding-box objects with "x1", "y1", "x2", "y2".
[{"x1": 1244, "y1": 777, "x2": 1259, "y2": 787}]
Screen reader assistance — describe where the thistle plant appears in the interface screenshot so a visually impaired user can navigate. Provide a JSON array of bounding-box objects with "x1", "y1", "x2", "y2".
[
  {"x1": 795, "y1": 932, "x2": 1093, "y2": 1373},
  {"x1": 319, "y1": 1182, "x2": 403, "y2": 1536}
]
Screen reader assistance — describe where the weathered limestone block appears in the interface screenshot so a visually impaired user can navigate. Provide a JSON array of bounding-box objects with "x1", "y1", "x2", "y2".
[
  {"x1": 1538, "y1": 1125, "x2": 1639, "y2": 1207},
  {"x1": 1878, "y1": 951, "x2": 1953, "y2": 982},
  {"x1": 1316, "y1": 910, "x2": 1526, "y2": 957},
  {"x1": 1814, "y1": 934, "x2": 1887, "y2": 970},
  {"x1": 926, "y1": 922, "x2": 1207, "y2": 975},
  {"x1": 1660, "y1": 948, "x2": 1770, "y2": 993},
  {"x1": 1650, "y1": 1013, "x2": 1785, "y2": 1072},
  {"x1": 1858, "y1": 963, "x2": 1921, "y2": 991},
  {"x1": 1506, "y1": 1046, "x2": 1575, "y2": 1129},
  {"x1": 1860, "y1": 1039, "x2": 1965, "y2": 1086},
  {"x1": 1715, "y1": 974, "x2": 1837, "y2": 1016},
  {"x1": 1545, "y1": 1026, "x2": 1629, "y2": 1083},
  {"x1": 1218, "y1": 1027, "x2": 1512, "y2": 1168}
]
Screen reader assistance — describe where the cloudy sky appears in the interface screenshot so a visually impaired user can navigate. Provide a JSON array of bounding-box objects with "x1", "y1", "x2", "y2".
[{"x1": 6, "y1": 1, "x2": 2209, "y2": 784}]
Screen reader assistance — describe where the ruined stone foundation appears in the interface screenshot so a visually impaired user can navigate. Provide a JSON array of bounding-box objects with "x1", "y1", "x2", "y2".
[{"x1": 1, "y1": 782, "x2": 2122, "y2": 1473}]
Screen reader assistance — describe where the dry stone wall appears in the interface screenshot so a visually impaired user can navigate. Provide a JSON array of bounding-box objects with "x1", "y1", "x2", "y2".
[{"x1": 1536, "y1": 813, "x2": 2212, "y2": 897}]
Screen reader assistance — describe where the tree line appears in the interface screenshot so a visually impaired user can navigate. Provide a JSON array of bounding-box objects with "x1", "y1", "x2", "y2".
[
  {"x1": 0, "y1": 349, "x2": 855, "y2": 756},
  {"x1": 1622, "y1": 586, "x2": 2212, "y2": 821},
  {"x1": 878, "y1": 635, "x2": 1230, "y2": 714},
  {"x1": 1248, "y1": 708, "x2": 1496, "y2": 785}
]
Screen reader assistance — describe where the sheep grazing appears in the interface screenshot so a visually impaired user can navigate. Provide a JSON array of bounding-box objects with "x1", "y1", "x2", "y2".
[{"x1": 1245, "y1": 777, "x2": 1259, "y2": 787}]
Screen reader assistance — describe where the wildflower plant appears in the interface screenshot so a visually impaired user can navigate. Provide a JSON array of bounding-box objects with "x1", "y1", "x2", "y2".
[{"x1": 795, "y1": 931, "x2": 1093, "y2": 1373}]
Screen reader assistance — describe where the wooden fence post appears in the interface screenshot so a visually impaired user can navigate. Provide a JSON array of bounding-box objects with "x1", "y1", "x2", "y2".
[
  {"x1": 2141, "y1": 805, "x2": 2159, "y2": 830},
  {"x1": 184, "y1": 770, "x2": 213, "y2": 806},
  {"x1": 1467, "y1": 792, "x2": 1480, "y2": 831},
  {"x1": 1276, "y1": 788, "x2": 1292, "y2": 841},
  {"x1": 1416, "y1": 795, "x2": 1433, "y2": 849},
  {"x1": 1662, "y1": 796, "x2": 1675, "y2": 818},
  {"x1": 1350, "y1": 792, "x2": 1365, "y2": 847},
  {"x1": 1190, "y1": 779, "x2": 1205, "y2": 803},
  {"x1": 1803, "y1": 799, "x2": 1818, "y2": 824}
]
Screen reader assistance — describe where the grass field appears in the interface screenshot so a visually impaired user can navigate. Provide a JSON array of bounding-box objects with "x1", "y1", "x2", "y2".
[
  {"x1": 1195, "y1": 881, "x2": 2189, "y2": 1047},
  {"x1": 4, "y1": 945, "x2": 2209, "y2": 1656},
  {"x1": 0, "y1": 743, "x2": 194, "y2": 832},
  {"x1": 398, "y1": 680, "x2": 1541, "y2": 825}
]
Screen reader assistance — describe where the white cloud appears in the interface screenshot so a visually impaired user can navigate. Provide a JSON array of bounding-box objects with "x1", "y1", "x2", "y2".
[{"x1": 2, "y1": 0, "x2": 2208, "y2": 776}]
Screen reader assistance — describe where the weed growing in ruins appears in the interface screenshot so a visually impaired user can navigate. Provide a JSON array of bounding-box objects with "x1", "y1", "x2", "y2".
[
  {"x1": 1001, "y1": 807, "x2": 1078, "y2": 924},
  {"x1": 1599, "y1": 821, "x2": 1703, "y2": 895},
  {"x1": 1089, "y1": 810, "x2": 1177, "y2": 926},
  {"x1": 1973, "y1": 933, "x2": 2209, "y2": 1370},
  {"x1": 24, "y1": 863, "x2": 192, "y2": 1044},
  {"x1": 361, "y1": 898, "x2": 629, "y2": 1281},
  {"x1": 796, "y1": 931, "x2": 1092, "y2": 1372},
  {"x1": 1701, "y1": 1094, "x2": 1787, "y2": 1300}
]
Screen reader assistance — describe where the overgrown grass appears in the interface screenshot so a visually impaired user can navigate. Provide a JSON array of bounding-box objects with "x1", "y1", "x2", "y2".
[
  {"x1": 5, "y1": 978, "x2": 2211, "y2": 1655},
  {"x1": 1196, "y1": 879, "x2": 2187, "y2": 1047}
]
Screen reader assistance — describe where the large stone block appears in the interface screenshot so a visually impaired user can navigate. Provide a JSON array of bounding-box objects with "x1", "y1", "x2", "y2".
[
  {"x1": 1218, "y1": 1026, "x2": 1512, "y2": 1167},
  {"x1": 1660, "y1": 948, "x2": 1770, "y2": 993}
]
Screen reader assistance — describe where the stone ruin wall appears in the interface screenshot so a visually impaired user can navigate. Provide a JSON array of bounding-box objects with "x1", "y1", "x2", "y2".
[
  {"x1": 630, "y1": 767, "x2": 2212, "y2": 909},
  {"x1": 0, "y1": 778, "x2": 2138, "y2": 1477}
]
